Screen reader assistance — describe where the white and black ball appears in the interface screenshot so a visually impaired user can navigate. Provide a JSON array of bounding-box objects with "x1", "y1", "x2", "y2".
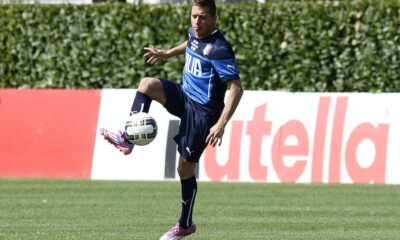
[{"x1": 125, "y1": 112, "x2": 158, "y2": 146}]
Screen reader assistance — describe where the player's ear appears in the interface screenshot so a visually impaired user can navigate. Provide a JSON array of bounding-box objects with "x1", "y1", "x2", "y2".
[{"x1": 212, "y1": 14, "x2": 218, "y2": 23}]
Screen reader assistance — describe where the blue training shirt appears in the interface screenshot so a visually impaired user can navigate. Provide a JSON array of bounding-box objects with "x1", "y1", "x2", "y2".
[{"x1": 182, "y1": 28, "x2": 240, "y2": 113}]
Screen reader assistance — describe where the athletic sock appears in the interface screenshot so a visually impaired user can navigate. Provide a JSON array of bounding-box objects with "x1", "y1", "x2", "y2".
[
  {"x1": 179, "y1": 175, "x2": 197, "y2": 229},
  {"x1": 130, "y1": 91, "x2": 152, "y2": 114},
  {"x1": 123, "y1": 91, "x2": 152, "y2": 143}
]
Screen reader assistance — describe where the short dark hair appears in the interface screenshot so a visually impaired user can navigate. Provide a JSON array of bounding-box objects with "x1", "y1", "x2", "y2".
[{"x1": 192, "y1": 0, "x2": 217, "y2": 17}]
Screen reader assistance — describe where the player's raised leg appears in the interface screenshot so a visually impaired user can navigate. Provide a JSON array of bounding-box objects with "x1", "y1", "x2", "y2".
[{"x1": 100, "y1": 77, "x2": 166, "y2": 154}]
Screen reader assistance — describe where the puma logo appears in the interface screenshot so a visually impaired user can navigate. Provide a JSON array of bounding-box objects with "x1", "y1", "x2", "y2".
[
  {"x1": 186, "y1": 147, "x2": 194, "y2": 156},
  {"x1": 182, "y1": 199, "x2": 190, "y2": 206}
]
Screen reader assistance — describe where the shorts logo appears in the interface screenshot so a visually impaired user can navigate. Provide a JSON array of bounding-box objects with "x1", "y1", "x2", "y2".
[{"x1": 186, "y1": 147, "x2": 195, "y2": 156}]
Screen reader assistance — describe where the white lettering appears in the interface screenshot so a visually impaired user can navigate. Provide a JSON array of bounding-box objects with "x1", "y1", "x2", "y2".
[{"x1": 185, "y1": 54, "x2": 202, "y2": 77}]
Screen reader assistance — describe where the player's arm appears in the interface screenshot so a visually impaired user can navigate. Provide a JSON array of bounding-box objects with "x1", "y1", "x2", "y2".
[
  {"x1": 206, "y1": 79, "x2": 243, "y2": 147},
  {"x1": 144, "y1": 41, "x2": 187, "y2": 64}
]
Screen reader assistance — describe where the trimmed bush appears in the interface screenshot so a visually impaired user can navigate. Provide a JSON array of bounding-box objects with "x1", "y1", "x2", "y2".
[{"x1": 0, "y1": 0, "x2": 399, "y2": 91}]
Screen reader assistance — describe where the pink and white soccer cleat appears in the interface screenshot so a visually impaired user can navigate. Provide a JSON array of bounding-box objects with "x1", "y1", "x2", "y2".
[
  {"x1": 99, "y1": 128, "x2": 134, "y2": 155},
  {"x1": 159, "y1": 223, "x2": 196, "y2": 240}
]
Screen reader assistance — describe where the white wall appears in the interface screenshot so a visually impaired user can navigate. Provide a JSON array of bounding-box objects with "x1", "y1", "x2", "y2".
[{"x1": 92, "y1": 90, "x2": 400, "y2": 184}]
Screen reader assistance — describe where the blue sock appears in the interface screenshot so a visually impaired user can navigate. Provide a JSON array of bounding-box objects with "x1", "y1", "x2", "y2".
[
  {"x1": 179, "y1": 175, "x2": 197, "y2": 228},
  {"x1": 131, "y1": 91, "x2": 152, "y2": 114}
]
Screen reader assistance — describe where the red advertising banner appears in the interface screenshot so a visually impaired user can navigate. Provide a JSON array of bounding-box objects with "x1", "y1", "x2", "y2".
[{"x1": 0, "y1": 89, "x2": 100, "y2": 179}]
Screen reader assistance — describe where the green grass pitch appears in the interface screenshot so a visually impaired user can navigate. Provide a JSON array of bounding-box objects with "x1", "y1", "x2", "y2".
[{"x1": 1, "y1": 179, "x2": 400, "y2": 240}]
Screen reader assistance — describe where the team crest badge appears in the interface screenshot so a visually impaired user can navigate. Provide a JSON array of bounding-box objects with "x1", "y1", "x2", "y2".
[{"x1": 203, "y1": 44, "x2": 213, "y2": 56}]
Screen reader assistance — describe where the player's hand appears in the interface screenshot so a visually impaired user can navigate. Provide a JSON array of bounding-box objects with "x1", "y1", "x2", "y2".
[
  {"x1": 206, "y1": 123, "x2": 225, "y2": 147},
  {"x1": 143, "y1": 47, "x2": 168, "y2": 64}
]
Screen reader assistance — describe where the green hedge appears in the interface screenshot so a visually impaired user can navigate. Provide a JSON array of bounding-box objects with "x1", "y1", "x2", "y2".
[{"x1": 1, "y1": 0, "x2": 399, "y2": 91}]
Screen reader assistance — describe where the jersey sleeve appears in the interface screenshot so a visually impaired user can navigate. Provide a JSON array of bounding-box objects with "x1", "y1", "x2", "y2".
[{"x1": 210, "y1": 45, "x2": 240, "y2": 82}]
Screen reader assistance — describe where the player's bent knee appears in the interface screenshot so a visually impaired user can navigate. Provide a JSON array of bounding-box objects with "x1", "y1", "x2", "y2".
[
  {"x1": 138, "y1": 77, "x2": 161, "y2": 93},
  {"x1": 137, "y1": 77, "x2": 166, "y2": 104}
]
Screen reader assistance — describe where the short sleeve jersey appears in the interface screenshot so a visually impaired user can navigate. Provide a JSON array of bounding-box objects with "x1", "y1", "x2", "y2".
[{"x1": 182, "y1": 28, "x2": 240, "y2": 113}]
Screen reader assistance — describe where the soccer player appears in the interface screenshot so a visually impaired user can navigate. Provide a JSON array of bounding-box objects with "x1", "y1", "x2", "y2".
[{"x1": 100, "y1": 0, "x2": 243, "y2": 238}]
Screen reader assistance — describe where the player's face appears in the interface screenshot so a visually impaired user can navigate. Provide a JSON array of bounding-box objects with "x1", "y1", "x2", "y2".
[{"x1": 191, "y1": 5, "x2": 216, "y2": 38}]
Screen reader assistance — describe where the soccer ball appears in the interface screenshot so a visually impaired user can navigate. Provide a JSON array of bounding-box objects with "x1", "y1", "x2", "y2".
[{"x1": 124, "y1": 112, "x2": 158, "y2": 146}]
